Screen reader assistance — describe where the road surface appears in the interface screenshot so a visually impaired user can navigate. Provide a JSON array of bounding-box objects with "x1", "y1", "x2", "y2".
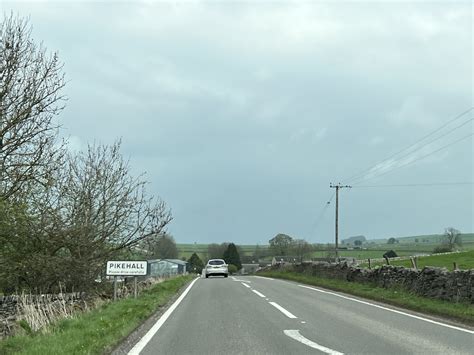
[{"x1": 128, "y1": 275, "x2": 473, "y2": 354}]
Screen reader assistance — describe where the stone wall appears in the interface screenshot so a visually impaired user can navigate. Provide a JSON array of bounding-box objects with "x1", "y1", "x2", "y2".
[
  {"x1": 0, "y1": 276, "x2": 167, "y2": 339},
  {"x1": 272, "y1": 262, "x2": 474, "y2": 303}
]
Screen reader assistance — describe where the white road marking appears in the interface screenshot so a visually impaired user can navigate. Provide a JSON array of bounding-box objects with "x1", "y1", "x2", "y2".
[
  {"x1": 232, "y1": 277, "x2": 251, "y2": 283},
  {"x1": 269, "y1": 302, "x2": 297, "y2": 319},
  {"x1": 254, "y1": 276, "x2": 274, "y2": 280},
  {"x1": 251, "y1": 289, "x2": 266, "y2": 298},
  {"x1": 301, "y1": 321, "x2": 306, "y2": 324},
  {"x1": 241, "y1": 282, "x2": 251, "y2": 288},
  {"x1": 298, "y1": 285, "x2": 474, "y2": 335},
  {"x1": 128, "y1": 277, "x2": 200, "y2": 355},
  {"x1": 284, "y1": 330, "x2": 344, "y2": 355}
]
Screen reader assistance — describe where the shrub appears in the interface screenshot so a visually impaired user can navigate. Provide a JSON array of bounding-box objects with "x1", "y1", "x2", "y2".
[
  {"x1": 383, "y1": 250, "x2": 398, "y2": 258},
  {"x1": 228, "y1": 264, "x2": 238, "y2": 275},
  {"x1": 433, "y1": 245, "x2": 452, "y2": 254}
]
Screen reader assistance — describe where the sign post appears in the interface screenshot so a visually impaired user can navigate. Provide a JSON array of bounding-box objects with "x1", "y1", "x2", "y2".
[
  {"x1": 106, "y1": 261, "x2": 148, "y2": 301},
  {"x1": 113, "y1": 276, "x2": 117, "y2": 301},
  {"x1": 134, "y1": 276, "x2": 138, "y2": 299}
]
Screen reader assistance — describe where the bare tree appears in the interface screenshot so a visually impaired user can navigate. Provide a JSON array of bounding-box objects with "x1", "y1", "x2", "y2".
[
  {"x1": 0, "y1": 14, "x2": 66, "y2": 199},
  {"x1": 291, "y1": 239, "x2": 312, "y2": 262},
  {"x1": 443, "y1": 227, "x2": 462, "y2": 249},
  {"x1": 62, "y1": 141, "x2": 171, "y2": 249},
  {"x1": 19, "y1": 141, "x2": 172, "y2": 290}
]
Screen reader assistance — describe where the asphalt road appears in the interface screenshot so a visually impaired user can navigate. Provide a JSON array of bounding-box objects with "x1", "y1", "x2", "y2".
[{"x1": 129, "y1": 275, "x2": 473, "y2": 355}]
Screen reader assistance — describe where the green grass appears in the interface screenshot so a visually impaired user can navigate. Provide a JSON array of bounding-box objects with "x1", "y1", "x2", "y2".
[
  {"x1": 360, "y1": 250, "x2": 474, "y2": 270},
  {"x1": 259, "y1": 270, "x2": 474, "y2": 325},
  {"x1": 0, "y1": 275, "x2": 194, "y2": 355},
  {"x1": 310, "y1": 249, "x2": 423, "y2": 259}
]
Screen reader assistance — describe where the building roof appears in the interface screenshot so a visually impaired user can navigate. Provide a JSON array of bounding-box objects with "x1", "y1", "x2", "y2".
[
  {"x1": 147, "y1": 259, "x2": 188, "y2": 265},
  {"x1": 163, "y1": 259, "x2": 188, "y2": 265}
]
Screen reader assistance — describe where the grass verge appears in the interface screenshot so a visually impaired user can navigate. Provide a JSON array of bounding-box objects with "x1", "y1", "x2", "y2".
[
  {"x1": 0, "y1": 275, "x2": 194, "y2": 355},
  {"x1": 259, "y1": 270, "x2": 474, "y2": 326}
]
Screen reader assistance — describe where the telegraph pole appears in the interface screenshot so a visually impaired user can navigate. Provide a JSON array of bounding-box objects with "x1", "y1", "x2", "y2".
[{"x1": 330, "y1": 183, "x2": 351, "y2": 260}]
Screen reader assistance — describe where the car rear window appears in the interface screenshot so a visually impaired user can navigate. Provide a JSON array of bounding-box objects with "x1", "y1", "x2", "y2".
[{"x1": 209, "y1": 260, "x2": 224, "y2": 265}]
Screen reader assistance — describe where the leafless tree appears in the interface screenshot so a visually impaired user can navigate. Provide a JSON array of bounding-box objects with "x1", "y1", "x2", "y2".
[
  {"x1": 443, "y1": 227, "x2": 462, "y2": 249},
  {"x1": 61, "y1": 141, "x2": 171, "y2": 251},
  {"x1": 0, "y1": 14, "x2": 66, "y2": 199},
  {"x1": 19, "y1": 141, "x2": 172, "y2": 290},
  {"x1": 291, "y1": 239, "x2": 312, "y2": 262}
]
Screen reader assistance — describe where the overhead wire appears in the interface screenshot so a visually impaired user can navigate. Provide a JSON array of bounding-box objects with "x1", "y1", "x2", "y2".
[
  {"x1": 308, "y1": 191, "x2": 335, "y2": 239},
  {"x1": 314, "y1": 107, "x2": 473, "y2": 243},
  {"x1": 348, "y1": 117, "x2": 473, "y2": 185},
  {"x1": 342, "y1": 107, "x2": 473, "y2": 185},
  {"x1": 351, "y1": 132, "x2": 473, "y2": 184},
  {"x1": 352, "y1": 182, "x2": 473, "y2": 188}
]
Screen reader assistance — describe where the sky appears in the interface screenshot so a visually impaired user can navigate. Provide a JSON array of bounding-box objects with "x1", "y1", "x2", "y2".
[{"x1": 2, "y1": 0, "x2": 473, "y2": 245}]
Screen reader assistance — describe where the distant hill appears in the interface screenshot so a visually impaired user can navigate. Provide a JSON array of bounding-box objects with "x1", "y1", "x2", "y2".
[
  {"x1": 369, "y1": 233, "x2": 474, "y2": 244},
  {"x1": 341, "y1": 235, "x2": 366, "y2": 245}
]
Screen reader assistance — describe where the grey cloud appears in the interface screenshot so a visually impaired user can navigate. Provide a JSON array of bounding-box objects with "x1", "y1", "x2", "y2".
[{"x1": 5, "y1": 0, "x2": 472, "y2": 244}]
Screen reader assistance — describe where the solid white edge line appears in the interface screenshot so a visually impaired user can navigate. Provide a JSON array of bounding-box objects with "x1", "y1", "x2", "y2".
[
  {"x1": 251, "y1": 289, "x2": 266, "y2": 298},
  {"x1": 241, "y1": 282, "x2": 251, "y2": 288},
  {"x1": 284, "y1": 330, "x2": 344, "y2": 355},
  {"x1": 128, "y1": 277, "x2": 200, "y2": 355},
  {"x1": 298, "y1": 285, "x2": 474, "y2": 335},
  {"x1": 269, "y1": 301, "x2": 298, "y2": 319}
]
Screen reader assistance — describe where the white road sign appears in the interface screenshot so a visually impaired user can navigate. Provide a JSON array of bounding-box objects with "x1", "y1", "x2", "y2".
[{"x1": 106, "y1": 261, "x2": 148, "y2": 276}]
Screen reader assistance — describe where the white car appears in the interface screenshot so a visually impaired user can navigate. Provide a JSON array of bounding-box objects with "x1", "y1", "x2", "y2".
[{"x1": 205, "y1": 259, "x2": 228, "y2": 278}]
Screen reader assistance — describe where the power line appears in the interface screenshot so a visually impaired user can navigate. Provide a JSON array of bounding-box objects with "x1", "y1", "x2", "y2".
[
  {"x1": 310, "y1": 192, "x2": 335, "y2": 233},
  {"x1": 353, "y1": 132, "x2": 473, "y2": 182},
  {"x1": 352, "y1": 182, "x2": 474, "y2": 188},
  {"x1": 348, "y1": 117, "x2": 473, "y2": 185},
  {"x1": 342, "y1": 107, "x2": 473, "y2": 184}
]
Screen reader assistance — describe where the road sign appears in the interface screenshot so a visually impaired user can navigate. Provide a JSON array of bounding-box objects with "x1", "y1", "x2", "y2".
[{"x1": 106, "y1": 261, "x2": 147, "y2": 276}]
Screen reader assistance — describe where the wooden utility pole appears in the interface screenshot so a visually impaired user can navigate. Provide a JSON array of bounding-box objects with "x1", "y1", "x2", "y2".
[{"x1": 330, "y1": 183, "x2": 351, "y2": 260}]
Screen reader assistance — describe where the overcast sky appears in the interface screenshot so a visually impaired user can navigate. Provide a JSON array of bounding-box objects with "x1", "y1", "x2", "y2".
[{"x1": 4, "y1": 0, "x2": 472, "y2": 244}]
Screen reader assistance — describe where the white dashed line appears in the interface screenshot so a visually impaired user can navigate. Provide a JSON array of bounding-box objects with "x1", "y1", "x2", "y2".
[
  {"x1": 269, "y1": 302, "x2": 297, "y2": 319},
  {"x1": 254, "y1": 276, "x2": 274, "y2": 280},
  {"x1": 251, "y1": 289, "x2": 266, "y2": 298},
  {"x1": 241, "y1": 282, "x2": 251, "y2": 288},
  {"x1": 284, "y1": 330, "x2": 344, "y2": 355}
]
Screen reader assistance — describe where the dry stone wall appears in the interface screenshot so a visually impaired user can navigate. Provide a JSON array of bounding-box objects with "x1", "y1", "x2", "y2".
[
  {"x1": 0, "y1": 276, "x2": 165, "y2": 338},
  {"x1": 274, "y1": 262, "x2": 474, "y2": 303}
]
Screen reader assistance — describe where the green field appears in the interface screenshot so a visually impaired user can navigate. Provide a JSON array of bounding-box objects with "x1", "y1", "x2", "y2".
[
  {"x1": 360, "y1": 250, "x2": 474, "y2": 271},
  {"x1": 309, "y1": 249, "x2": 422, "y2": 259},
  {"x1": 177, "y1": 233, "x2": 474, "y2": 269}
]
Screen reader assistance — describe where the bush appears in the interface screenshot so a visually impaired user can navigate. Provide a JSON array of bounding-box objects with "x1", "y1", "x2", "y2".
[
  {"x1": 228, "y1": 264, "x2": 238, "y2": 275},
  {"x1": 433, "y1": 245, "x2": 452, "y2": 254},
  {"x1": 383, "y1": 250, "x2": 398, "y2": 258}
]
